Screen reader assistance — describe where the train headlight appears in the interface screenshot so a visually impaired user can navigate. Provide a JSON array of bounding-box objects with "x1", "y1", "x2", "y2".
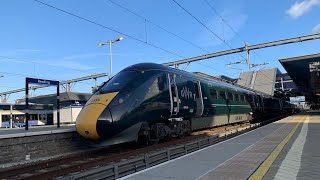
[{"x1": 118, "y1": 98, "x2": 124, "y2": 104}]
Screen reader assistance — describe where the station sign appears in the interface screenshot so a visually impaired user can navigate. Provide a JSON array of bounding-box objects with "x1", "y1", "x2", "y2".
[{"x1": 26, "y1": 77, "x2": 59, "y2": 86}]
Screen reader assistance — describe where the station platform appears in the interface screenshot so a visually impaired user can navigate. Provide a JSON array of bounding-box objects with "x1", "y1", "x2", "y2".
[
  {"x1": 0, "y1": 124, "x2": 75, "y2": 139},
  {"x1": 121, "y1": 111, "x2": 320, "y2": 180}
]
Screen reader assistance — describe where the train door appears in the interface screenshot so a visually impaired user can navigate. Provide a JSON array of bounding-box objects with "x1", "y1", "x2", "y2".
[
  {"x1": 194, "y1": 80, "x2": 204, "y2": 116},
  {"x1": 168, "y1": 74, "x2": 179, "y2": 116}
]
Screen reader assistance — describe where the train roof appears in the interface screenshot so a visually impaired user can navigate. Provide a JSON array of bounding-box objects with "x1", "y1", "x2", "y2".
[
  {"x1": 122, "y1": 63, "x2": 273, "y2": 97},
  {"x1": 122, "y1": 63, "x2": 170, "y2": 71}
]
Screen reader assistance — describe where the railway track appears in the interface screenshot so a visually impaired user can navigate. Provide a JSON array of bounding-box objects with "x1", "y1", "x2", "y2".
[{"x1": 0, "y1": 116, "x2": 287, "y2": 180}]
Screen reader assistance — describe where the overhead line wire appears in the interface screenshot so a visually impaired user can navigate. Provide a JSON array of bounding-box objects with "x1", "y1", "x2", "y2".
[
  {"x1": 33, "y1": 0, "x2": 184, "y2": 59},
  {"x1": 203, "y1": 0, "x2": 276, "y2": 83},
  {"x1": 203, "y1": 0, "x2": 268, "y2": 67},
  {"x1": 107, "y1": 0, "x2": 234, "y2": 73},
  {"x1": 171, "y1": 0, "x2": 242, "y2": 63},
  {"x1": 106, "y1": 0, "x2": 210, "y2": 54},
  {"x1": 173, "y1": 0, "x2": 277, "y2": 89}
]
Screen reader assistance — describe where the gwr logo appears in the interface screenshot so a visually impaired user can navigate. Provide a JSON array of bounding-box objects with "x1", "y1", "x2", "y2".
[{"x1": 181, "y1": 87, "x2": 194, "y2": 100}]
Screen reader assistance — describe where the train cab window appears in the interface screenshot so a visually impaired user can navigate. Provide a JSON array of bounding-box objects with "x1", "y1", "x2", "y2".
[
  {"x1": 220, "y1": 91, "x2": 226, "y2": 100},
  {"x1": 99, "y1": 71, "x2": 139, "y2": 94},
  {"x1": 227, "y1": 92, "x2": 234, "y2": 101},
  {"x1": 210, "y1": 89, "x2": 218, "y2": 99},
  {"x1": 234, "y1": 94, "x2": 240, "y2": 101}
]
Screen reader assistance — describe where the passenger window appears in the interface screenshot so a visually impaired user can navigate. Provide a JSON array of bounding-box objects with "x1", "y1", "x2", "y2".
[
  {"x1": 228, "y1": 92, "x2": 233, "y2": 101},
  {"x1": 210, "y1": 89, "x2": 218, "y2": 99},
  {"x1": 235, "y1": 94, "x2": 240, "y2": 101},
  {"x1": 241, "y1": 95, "x2": 245, "y2": 101},
  {"x1": 220, "y1": 91, "x2": 226, "y2": 100}
]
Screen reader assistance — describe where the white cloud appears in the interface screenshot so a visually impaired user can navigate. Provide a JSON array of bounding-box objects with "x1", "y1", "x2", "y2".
[
  {"x1": 312, "y1": 24, "x2": 320, "y2": 33},
  {"x1": 287, "y1": 0, "x2": 320, "y2": 18},
  {"x1": 197, "y1": 12, "x2": 247, "y2": 47}
]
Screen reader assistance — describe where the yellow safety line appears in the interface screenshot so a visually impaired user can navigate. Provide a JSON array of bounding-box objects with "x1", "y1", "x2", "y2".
[{"x1": 249, "y1": 115, "x2": 306, "y2": 180}]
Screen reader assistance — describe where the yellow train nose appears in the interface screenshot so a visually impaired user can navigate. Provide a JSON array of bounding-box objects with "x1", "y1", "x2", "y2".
[
  {"x1": 76, "y1": 92, "x2": 119, "y2": 140},
  {"x1": 76, "y1": 104, "x2": 106, "y2": 140}
]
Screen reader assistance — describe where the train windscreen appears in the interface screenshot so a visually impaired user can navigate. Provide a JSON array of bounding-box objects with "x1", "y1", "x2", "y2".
[{"x1": 98, "y1": 71, "x2": 139, "y2": 94}]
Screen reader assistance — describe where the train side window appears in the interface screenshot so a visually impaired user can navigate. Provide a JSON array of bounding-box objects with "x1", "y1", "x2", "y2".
[
  {"x1": 234, "y1": 94, "x2": 240, "y2": 101},
  {"x1": 210, "y1": 89, "x2": 218, "y2": 99},
  {"x1": 241, "y1": 95, "x2": 245, "y2": 101},
  {"x1": 228, "y1": 92, "x2": 233, "y2": 101},
  {"x1": 220, "y1": 91, "x2": 226, "y2": 100},
  {"x1": 157, "y1": 73, "x2": 167, "y2": 91}
]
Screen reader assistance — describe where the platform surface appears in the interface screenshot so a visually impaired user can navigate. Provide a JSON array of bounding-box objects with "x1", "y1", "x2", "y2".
[
  {"x1": 0, "y1": 124, "x2": 75, "y2": 139},
  {"x1": 122, "y1": 111, "x2": 319, "y2": 180}
]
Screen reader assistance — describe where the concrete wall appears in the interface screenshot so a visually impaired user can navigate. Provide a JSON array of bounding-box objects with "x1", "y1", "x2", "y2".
[
  {"x1": 0, "y1": 132, "x2": 93, "y2": 166},
  {"x1": 53, "y1": 106, "x2": 82, "y2": 124}
]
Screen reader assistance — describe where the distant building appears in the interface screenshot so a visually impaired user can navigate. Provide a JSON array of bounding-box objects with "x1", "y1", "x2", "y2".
[
  {"x1": 236, "y1": 68, "x2": 301, "y2": 100},
  {"x1": 0, "y1": 104, "x2": 53, "y2": 128},
  {"x1": 237, "y1": 68, "x2": 280, "y2": 96},
  {"x1": 1, "y1": 92, "x2": 92, "y2": 128}
]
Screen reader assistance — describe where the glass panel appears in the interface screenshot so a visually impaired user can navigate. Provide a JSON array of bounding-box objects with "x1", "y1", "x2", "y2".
[
  {"x1": 228, "y1": 92, "x2": 233, "y2": 101},
  {"x1": 99, "y1": 71, "x2": 139, "y2": 93},
  {"x1": 235, "y1": 94, "x2": 240, "y2": 101},
  {"x1": 210, "y1": 89, "x2": 218, "y2": 99},
  {"x1": 220, "y1": 91, "x2": 226, "y2": 100}
]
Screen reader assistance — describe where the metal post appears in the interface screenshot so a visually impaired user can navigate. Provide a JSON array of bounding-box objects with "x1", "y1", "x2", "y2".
[
  {"x1": 109, "y1": 40, "x2": 113, "y2": 78},
  {"x1": 245, "y1": 43, "x2": 250, "y2": 71},
  {"x1": 25, "y1": 80, "x2": 29, "y2": 130},
  {"x1": 66, "y1": 83, "x2": 71, "y2": 92},
  {"x1": 10, "y1": 105, "x2": 13, "y2": 128},
  {"x1": 281, "y1": 77, "x2": 284, "y2": 91},
  {"x1": 57, "y1": 82, "x2": 60, "y2": 128}
]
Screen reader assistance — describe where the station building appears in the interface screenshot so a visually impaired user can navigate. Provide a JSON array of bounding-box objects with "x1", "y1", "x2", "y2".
[{"x1": 0, "y1": 92, "x2": 91, "y2": 128}]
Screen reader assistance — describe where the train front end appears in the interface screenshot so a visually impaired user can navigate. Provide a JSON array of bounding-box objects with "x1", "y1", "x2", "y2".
[
  {"x1": 75, "y1": 69, "x2": 140, "y2": 141},
  {"x1": 76, "y1": 91, "x2": 118, "y2": 140}
]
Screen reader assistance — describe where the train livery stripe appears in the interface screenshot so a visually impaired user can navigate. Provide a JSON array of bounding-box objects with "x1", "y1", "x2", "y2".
[
  {"x1": 211, "y1": 104, "x2": 251, "y2": 107},
  {"x1": 76, "y1": 92, "x2": 118, "y2": 140}
]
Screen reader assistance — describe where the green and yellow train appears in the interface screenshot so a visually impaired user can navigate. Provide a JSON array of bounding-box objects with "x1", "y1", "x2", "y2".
[{"x1": 76, "y1": 63, "x2": 294, "y2": 145}]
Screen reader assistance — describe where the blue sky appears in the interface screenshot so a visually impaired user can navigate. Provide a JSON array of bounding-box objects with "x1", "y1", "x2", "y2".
[{"x1": 1, "y1": 0, "x2": 320, "y2": 102}]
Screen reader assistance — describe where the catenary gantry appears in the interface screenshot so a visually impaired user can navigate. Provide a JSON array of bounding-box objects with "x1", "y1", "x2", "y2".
[{"x1": 162, "y1": 33, "x2": 320, "y2": 68}]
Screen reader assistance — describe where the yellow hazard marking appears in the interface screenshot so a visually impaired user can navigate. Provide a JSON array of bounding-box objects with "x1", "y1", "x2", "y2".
[
  {"x1": 76, "y1": 92, "x2": 118, "y2": 140},
  {"x1": 249, "y1": 115, "x2": 306, "y2": 180}
]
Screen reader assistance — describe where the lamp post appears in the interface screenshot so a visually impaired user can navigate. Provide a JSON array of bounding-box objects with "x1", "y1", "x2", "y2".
[{"x1": 98, "y1": 37, "x2": 123, "y2": 78}]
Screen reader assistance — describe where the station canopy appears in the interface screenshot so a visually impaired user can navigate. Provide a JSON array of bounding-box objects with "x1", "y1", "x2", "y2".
[
  {"x1": 17, "y1": 92, "x2": 91, "y2": 107},
  {"x1": 279, "y1": 53, "x2": 320, "y2": 101}
]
